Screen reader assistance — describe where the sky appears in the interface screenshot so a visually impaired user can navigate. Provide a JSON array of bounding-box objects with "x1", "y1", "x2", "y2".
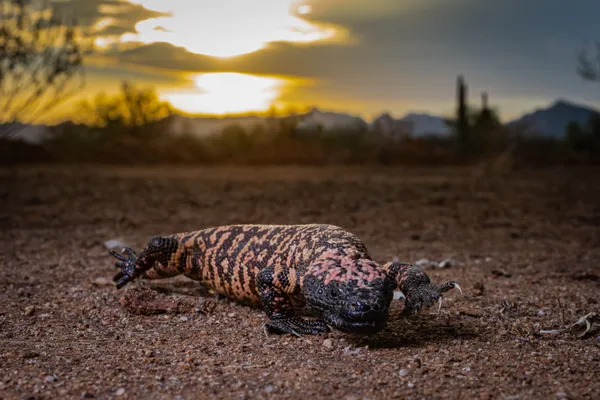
[{"x1": 39, "y1": 0, "x2": 600, "y2": 123}]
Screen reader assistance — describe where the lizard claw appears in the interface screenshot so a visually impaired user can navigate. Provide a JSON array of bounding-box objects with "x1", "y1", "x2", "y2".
[
  {"x1": 435, "y1": 281, "x2": 461, "y2": 313},
  {"x1": 401, "y1": 280, "x2": 462, "y2": 317},
  {"x1": 438, "y1": 281, "x2": 462, "y2": 295}
]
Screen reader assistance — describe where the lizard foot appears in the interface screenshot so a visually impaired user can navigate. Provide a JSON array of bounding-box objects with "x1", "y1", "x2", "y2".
[
  {"x1": 401, "y1": 280, "x2": 462, "y2": 317},
  {"x1": 109, "y1": 247, "x2": 138, "y2": 289},
  {"x1": 264, "y1": 316, "x2": 329, "y2": 336}
]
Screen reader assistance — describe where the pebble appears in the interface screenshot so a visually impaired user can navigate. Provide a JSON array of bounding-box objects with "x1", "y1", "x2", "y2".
[
  {"x1": 24, "y1": 306, "x2": 35, "y2": 316},
  {"x1": 438, "y1": 259, "x2": 457, "y2": 269},
  {"x1": 322, "y1": 339, "x2": 333, "y2": 349},
  {"x1": 44, "y1": 375, "x2": 56, "y2": 383},
  {"x1": 415, "y1": 258, "x2": 431, "y2": 267},
  {"x1": 555, "y1": 392, "x2": 569, "y2": 400},
  {"x1": 399, "y1": 369, "x2": 409, "y2": 377},
  {"x1": 104, "y1": 239, "x2": 127, "y2": 250},
  {"x1": 179, "y1": 316, "x2": 190, "y2": 322},
  {"x1": 93, "y1": 277, "x2": 108, "y2": 285},
  {"x1": 115, "y1": 388, "x2": 125, "y2": 396}
]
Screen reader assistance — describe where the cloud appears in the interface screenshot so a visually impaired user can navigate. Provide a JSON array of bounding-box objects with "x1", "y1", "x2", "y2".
[
  {"x1": 110, "y1": 42, "x2": 220, "y2": 72},
  {"x1": 60, "y1": 0, "x2": 600, "y2": 120},
  {"x1": 49, "y1": 0, "x2": 168, "y2": 36}
]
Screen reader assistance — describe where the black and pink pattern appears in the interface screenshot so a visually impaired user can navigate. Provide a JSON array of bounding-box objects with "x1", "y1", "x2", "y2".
[{"x1": 109, "y1": 224, "x2": 460, "y2": 336}]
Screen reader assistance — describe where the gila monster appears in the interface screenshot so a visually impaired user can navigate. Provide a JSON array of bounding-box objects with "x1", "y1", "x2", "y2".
[{"x1": 109, "y1": 224, "x2": 461, "y2": 336}]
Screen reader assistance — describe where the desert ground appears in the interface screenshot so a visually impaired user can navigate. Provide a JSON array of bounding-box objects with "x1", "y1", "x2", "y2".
[{"x1": 1, "y1": 165, "x2": 599, "y2": 400}]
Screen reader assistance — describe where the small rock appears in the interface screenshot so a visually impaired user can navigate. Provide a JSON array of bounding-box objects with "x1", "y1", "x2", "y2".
[
  {"x1": 115, "y1": 388, "x2": 125, "y2": 396},
  {"x1": 415, "y1": 258, "x2": 431, "y2": 267},
  {"x1": 104, "y1": 239, "x2": 127, "y2": 250},
  {"x1": 81, "y1": 392, "x2": 95, "y2": 398},
  {"x1": 92, "y1": 277, "x2": 108, "y2": 286},
  {"x1": 179, "y1": 316, "x2": 190, "y2": 322},
  {"x1": 322, "y1": 339, "x2": 333, "y2": 349},
  {"x1": 399, "y1": 369, "x2": 409, "y2": 377},
  {"x1": 265, "y1": 385, "x2": 274, "y2": 393},
  {"x1": 504, "y1": 396, "x2": 520, "y2": 400},
  {"x1": 39, "y1": 313, "x2": 51, "y2": 318},
  {"x1": 458, "y1": 308, "x2": 484, "y2": 318},
  {"x1": 44, "y1": 375, "x2": 56, "y2": 383},
  {"x1": 437, "y1": 259, "x2": 457, "y2": 269},
  {"x1": 491, "y1": 269, "x2": 512, "y2": 278},
  {"x1": 555, "y1": 392, "x2": 569, "y2": 400},
  {"x1": 479, "y1": 392, "x2": 490, "y2": 400},
  {"x1": 23, "y1": 306, "x2": 35, "y2": 316},
  {"x1": 343, "y1": 346, "x2": 361, "y2": 355},
  {"x1": 537, "y1": 309, "x2": 546, "y2": 316}
]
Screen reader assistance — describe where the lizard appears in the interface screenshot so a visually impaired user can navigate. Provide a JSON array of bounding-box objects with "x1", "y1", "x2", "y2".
[{"x1": 109, "y1": 224, "x2": 462, "y2": 336}]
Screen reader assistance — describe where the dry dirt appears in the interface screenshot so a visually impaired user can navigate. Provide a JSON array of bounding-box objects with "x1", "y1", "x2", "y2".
[{"x1": 1, "y1": 165, "x2": 599, "y2": 400}]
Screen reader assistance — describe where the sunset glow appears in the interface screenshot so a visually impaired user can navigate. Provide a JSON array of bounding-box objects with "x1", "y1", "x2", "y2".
[
  {"x1": 162, "y1": 73, "x2": 289, "y2": 115},
  {"x1": 117, "y1": 0, "x2": 348, "y2": 58}
]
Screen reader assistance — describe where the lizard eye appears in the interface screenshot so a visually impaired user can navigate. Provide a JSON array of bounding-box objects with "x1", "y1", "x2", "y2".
[{"x1": 150, "y1": 237, "x2": 162, "y2": 247}]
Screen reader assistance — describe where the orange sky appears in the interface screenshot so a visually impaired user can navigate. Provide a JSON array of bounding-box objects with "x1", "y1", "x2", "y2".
[{"x1": 26, "y1": 0, "x2": 600, "y2": 124}]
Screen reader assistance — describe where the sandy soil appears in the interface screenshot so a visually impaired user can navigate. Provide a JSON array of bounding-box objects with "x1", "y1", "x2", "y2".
[{"x1": 1, "y1": 165, "x2": 599, "y2": 400}]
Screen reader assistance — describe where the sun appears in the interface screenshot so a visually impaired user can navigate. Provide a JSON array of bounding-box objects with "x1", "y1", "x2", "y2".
[
  {"x1": 161, "y1": 72, "x2": 289, "y2": 115},
  {"x1": 117, "y1": 0, "x2": 348, "y2": 58}
]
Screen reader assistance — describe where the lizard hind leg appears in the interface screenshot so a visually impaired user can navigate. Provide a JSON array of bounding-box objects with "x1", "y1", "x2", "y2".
[{"x1": 256, "y1": 266, "x2": 329, "y2": 336}]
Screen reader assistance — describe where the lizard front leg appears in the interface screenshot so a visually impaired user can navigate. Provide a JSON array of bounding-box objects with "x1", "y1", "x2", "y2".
[
  {"x1": 109, "y1": 235, "x2": 184, "y2": 289},
  {"x1": 256, "y1": 265, "x2": 329, "y2": 336},
  {"x1": 383, "y1": 261, "x2": 462, "y2": 316}
]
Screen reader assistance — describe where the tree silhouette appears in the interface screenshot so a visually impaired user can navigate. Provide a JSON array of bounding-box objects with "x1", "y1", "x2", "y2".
[
  {"x1": 76, "y1": 81, "x2": 173, "y2": 129},
  {"x1": 0, "y1": 0, "x2": 88, "y2": 138}
]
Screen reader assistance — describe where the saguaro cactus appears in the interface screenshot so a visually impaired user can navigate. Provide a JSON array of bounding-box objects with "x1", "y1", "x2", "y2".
[{"x1": 456, "y1": 75, "x2": 470, "y2": 155}]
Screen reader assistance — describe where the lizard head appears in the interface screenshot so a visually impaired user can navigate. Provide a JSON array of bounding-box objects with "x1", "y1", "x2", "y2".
[{"x1": 303, "y1": 257, "x2": 394, "y2": 335}]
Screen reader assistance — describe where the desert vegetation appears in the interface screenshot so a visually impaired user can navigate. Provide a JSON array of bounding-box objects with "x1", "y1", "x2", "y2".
[{"x1": 3, "y1": 77, "x2": 600, "y2": 167}]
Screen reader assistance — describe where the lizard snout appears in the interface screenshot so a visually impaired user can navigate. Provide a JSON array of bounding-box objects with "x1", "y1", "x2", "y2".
[{"x1": 341, "y1": 299, "x2": 387, "y2": 321}]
